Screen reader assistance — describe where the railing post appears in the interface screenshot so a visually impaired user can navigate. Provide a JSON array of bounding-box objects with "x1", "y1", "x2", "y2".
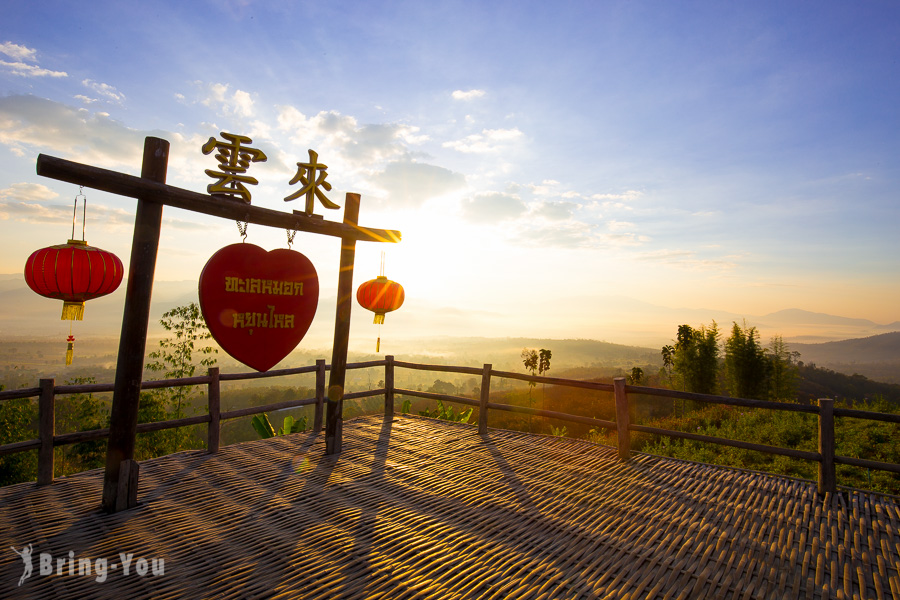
[
  {"x1": 614, "y1": 377, "x2": 630, "y2": 462},
  {"x1": 818, "y1": 398, "x2": 836, "y2": 496},
  {"x1": 314, "y1": 359, "x2": 326, "y2": 433},
  {"x1": 38, "y1": 378, "x2": 55, "y2": 486},
  {"x1": 384, "y1": 355, "x2": 395, "y2": 416},
  {"x1": 207, "y1": 367, "x2": 220, "y2": 454},
  {"x1": 478, "y1": 364, "x2": 492, "y2": 435}
]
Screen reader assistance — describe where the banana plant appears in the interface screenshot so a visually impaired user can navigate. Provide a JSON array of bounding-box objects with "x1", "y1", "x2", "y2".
[{"x1": 251, "y1": 413, "x2": 307, "y2": 439}]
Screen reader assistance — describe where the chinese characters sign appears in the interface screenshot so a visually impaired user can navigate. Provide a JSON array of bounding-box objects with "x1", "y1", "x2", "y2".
[
  {"x1": 202, "y1": 132, "x2": 340, "y2": 215},
  {"x1": 198, "y1": 244, "x2": 319, "y2": 372}
]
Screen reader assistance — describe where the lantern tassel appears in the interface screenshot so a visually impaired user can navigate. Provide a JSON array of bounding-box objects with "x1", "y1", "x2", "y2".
[
  {"x1": 61, "y1": 301, "x2": 84, "y2": 321},
  {"x1": 373, "y1": 313, "x2": 384, "y2": 325},
  {"x1": 376, "y1": 337, "x2": 381, "y2": 353},
  {"x1": 65, "y1": 335, "x2": 75, "y2": 366}
]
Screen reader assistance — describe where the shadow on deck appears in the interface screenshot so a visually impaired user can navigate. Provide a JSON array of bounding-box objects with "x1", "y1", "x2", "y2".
[{"x1": 1, "y1": 415, "x2": 899, "y2": 599}]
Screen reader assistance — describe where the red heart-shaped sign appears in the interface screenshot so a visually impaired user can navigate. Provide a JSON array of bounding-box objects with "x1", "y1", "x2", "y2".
[{"x1": 198, "y1": 244, "x2": 319, "y2": 372}]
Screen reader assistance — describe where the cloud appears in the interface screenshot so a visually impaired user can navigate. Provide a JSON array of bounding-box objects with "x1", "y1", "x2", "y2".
[
  {"x1": 0, "y1": 42, "x2": 66, "y2": 78},
  {"x1": 0, "y1": 42, "x2": 36, "y2": 62},
  {"x1": 0, "y1": 182, "x2": 133, "y2": 227},
  {"x1": 277, "y1": 106, "x2": 428, "y2": 168},
  {"x1": 0, "y1": 95, "x2": 152, "y2": 168},
  {"x1": 461, "y1": 192, "x2": 527, "y2": 223},
  {"x1": 533, "y1": 201, "x2": 575, "y2": 221},
  {"x1": 0, "y1": 60, "x2": 67, "y2": 78},
  {"x1": 443, "y1": 128, "x2": 524, "y2": 153},
  {"x1": 452, "y1": 89, "x2": 486, "y2": 101},
  {"x1": 82, "y1": 79, "x2": 126, "y2": 104},
  {"x1": 197, "y1": 81, "x2": 255, "y2": 117},
  {"x1": 372, "y1": 160, "x2": 465, "y2": 207}
]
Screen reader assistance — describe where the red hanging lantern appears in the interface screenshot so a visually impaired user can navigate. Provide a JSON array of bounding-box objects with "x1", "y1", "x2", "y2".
[
  {"x1": 22, "y1": 188, "x2": 124, "y2": 364},
  {"x1": 24, "y1": 240, "x2": 124, "y2": 320},
  {"x1": 356, "y1": 273, "x2": 404, "y2": 353}
]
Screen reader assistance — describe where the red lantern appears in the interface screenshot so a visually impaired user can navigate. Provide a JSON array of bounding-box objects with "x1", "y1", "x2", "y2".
[
  {"x1": 356, "y1": 275, "x2": 404, "y2": 353},
  {"x1": 357, "y1": 276, "x2": 404, "y2": 324},
  {"x1": 24, "y1": 240, "x2": 124, "y2": 320},
  {"x1": 23, "y1": 188, "x2": 124, "y2": 364}
]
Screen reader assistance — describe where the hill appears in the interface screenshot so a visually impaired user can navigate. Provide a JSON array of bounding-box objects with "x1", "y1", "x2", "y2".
[{"x1": 791, "y1": 332, "x2": 900, "y2": 384}]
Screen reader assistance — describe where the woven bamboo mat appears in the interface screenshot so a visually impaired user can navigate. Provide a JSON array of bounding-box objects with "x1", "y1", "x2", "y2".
[{"x1": 0, "y1": 414, "x2": 898, "y2": 599}]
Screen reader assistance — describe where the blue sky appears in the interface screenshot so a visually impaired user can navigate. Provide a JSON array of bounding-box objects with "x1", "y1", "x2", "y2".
[{"x1": 1, "y1": 0, "x2": 898, "y2": 349}]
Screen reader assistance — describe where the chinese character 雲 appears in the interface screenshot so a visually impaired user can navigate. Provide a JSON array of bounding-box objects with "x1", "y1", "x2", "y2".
[
  {"x1": 285, "y1": 149, "x2": 340, "y2": 214},
  {"x1": 202, "y1": 132, "x2": 268, "y2": 203}
]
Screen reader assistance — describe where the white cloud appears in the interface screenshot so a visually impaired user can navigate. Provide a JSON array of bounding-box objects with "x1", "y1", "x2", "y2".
[
  {"x1": 197, "y1": 81, "x2": 255, "y2": 118},
  {"x1": 0, "y1": 182, "x2": 133, "y2": 227},
  {"x1": 452, "y1": 89, "x2": 486, "y2": 101},
  {"x1": 0, "y1": 95, "x2": 146, "y2": 168},
  {"x1": 533, "y1": 201, "x2": 575, "y2": 221},
  {"x1": 0, "y1": 60, "x2": 67, "y2": 78},
  {"x1": 74, "y1": 95, "x2": 98, "y2": 105},
  {"x1": 372, "y1": 160, "x2": 465, "y2": 207},
  {"x1": 0, "y1": 42, "x2": 37, "y2": 62},
  {"x1": 82, "y1": 80, "x2": 126, "y2": 104},
  {"x1": 461, "y1": 192, "x2": 526, "y2": 223},
  {"x1": 636, "y1": 248, "x2": 737, "y2": 271},
  {"x1": 443, "y1": 127, "x2": 524, "y2": 153}
]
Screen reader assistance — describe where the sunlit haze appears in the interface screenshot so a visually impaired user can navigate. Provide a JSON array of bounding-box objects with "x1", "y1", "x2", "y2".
[{"x1": 1, "y1": 1, "x2": 898, "y2": 355}]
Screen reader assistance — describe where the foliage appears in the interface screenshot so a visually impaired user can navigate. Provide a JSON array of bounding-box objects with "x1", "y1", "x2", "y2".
[
  {"x1": 550, "y1": 425, "x2": 568, "y2": 437},
  {"x1": 767, "y1": 335, "x2": 799, "y2": 400},
  {"x1": 251, "y1": 413, "x2": 308, "y2": 438},
  {"x1": 627, "y1": 367, "x2": 644, "y2": 385},
  {"x1": 427, "y1": 380, "x2": 457, "y2": 395},
  {"x1": 419, "y1": 399, "x2": 473, "y2": 423},
  {"x1": 522, "y1": 349, "x2": 538, "y2": 394},
  {"x1": 139, "y1": 303, "x2": 218, "y2": 459},
  {"x1": 0, "y1": 389, "x2": 38, "y2": 486},
  {"x1": 54, "y1": 377, "x2": 108, "y2": 477},
  {"x1": 723, "y1": 321, "x2": 768, "y2": 400},
  {"x1": 401, "y1": 398, "x2": 412, "y2": 414},
  {"x1": 668, "y1": 322, "x2": 720, "y2": 394}
]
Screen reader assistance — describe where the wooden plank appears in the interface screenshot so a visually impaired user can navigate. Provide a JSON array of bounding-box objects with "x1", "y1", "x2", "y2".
[
  {"x1": 325, "y1": 193, "x2": 360, "y2": 455},
  {"x1": 385, "y1": 355, "x2": 395, "y2": 416},
  {"x1": 36, "y1": 153, "x2": 401, "y2": 244},
  {"x1": 478, "y1": 364, "x2": 492, "y2": 434},
  {"x1": 102, "y1": 136, "x2": 169, "y2": 513},
  {"x1": 37, "y1": 378, "x2": 54, "y2": 486},
  {"x1": 615, "y1": 377, "x2": 631, "y2": 462},
  {"x1": 629, "y1": 424, "x2": 821, "y2": 461},
  {"x1": 314, "y1": 359, "x2": 325, "y2": 433},
  {"x1": 819, "y1": 398, "x2": 836, "y2": 496},
  {"x1": 207, "y1": 367, "x2": 220, "y2": 454}
]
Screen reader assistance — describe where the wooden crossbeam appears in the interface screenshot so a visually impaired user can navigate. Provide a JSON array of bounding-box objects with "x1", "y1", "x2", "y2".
[{"x1": 36, "y1": 154, "x2": 401, "y2": 244}]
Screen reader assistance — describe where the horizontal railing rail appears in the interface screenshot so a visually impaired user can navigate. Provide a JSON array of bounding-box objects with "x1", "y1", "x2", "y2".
[{"x1": 2, "y1": 355, "x2": 898, "y2": 494}]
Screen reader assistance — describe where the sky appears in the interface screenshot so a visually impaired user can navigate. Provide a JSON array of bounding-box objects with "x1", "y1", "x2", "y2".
[{"x1": 1, "y1": 0, "x2": 898, "y2": 353}]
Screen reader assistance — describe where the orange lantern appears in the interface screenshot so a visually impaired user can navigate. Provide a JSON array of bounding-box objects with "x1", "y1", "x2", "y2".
[
  {"x1": 356, "y1": 274, "x2": 404, "y2": 352},
  {"x1": 23, "y1": 188, "x2": 124, "y2": 364}
]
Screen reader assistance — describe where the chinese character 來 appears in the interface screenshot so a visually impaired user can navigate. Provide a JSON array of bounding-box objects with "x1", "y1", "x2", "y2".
[
  {"x1": 285, "y1": 149, "x2": 340, "y2": 214},
  {"x1": 202, "y1": 132, "x2": 268, "y2": 203}
]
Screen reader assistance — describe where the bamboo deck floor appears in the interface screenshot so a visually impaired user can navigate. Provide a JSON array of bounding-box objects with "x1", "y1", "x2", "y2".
[{"x1": 1, "y1": 414, "x2": 899, "y2": 599}]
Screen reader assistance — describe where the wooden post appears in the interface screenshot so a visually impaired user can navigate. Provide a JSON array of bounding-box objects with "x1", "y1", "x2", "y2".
[
  {"x1": 384, "y1": 355, "x2": 395, "y2": 416},
  {"x1": 37, "y1": 378, "x2": 55, "y2": 486},
  {"x1": 102, "y1": 136, "x2": 169, "y2": 513},
  {"x1": 207, "y1": 367, "x2": 220, "y2": 454},
  {"x1": 818, "y1": 398, "x2": 836, "y2": 496},
  {"x1": 478, "y1": 364, "x2": 492, "y2": 435},
  {"x1": 325, "y1": 193, "x2": 360, "y2": 455},
  {"x1": 614, "y1": 377, "x2": 631, "y2": 462},
  {"x1": 314, "y1": 359, "x2": 326, "y2": 433}
]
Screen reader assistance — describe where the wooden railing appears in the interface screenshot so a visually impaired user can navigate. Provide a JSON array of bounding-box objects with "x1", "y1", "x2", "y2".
[{"x1": 2, "y1": 356, "x2": 899, "y2": 495}]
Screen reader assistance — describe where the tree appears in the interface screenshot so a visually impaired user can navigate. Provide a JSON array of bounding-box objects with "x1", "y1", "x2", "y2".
[
  {"x1": 627, "y1": 367, "x2": 644, "y2": 385},
  {"x1": 767, "y1": 335, "x2": 799, "y2": 400},
  {"x1": 140, "y1": 303, "x2": 218, "y2": 459},
  {"x1": 670, "y1": 322, "x2": 720, "y2": 394},
  {"x1": 521, "y1": 348, "x2": 538, "y2": 399},
  {"x1": 538, "y1": 349, "x2": 552, "y2": 378},
  {"x1": 724, "y1": 321, "x2": 768, "y2": 400},
  {"x1": 661, "y1": 345, "x2": 674, "y2": 384}
]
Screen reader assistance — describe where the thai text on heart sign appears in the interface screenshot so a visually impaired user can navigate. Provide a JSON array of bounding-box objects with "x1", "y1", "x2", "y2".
[{"x1": 199, "y1": 244, "x2": 319, "y2": 372}]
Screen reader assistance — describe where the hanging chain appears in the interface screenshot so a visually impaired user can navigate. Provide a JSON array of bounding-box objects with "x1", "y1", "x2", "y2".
[
  {"x1": 236, "y1": 219, "x2": 249, "y2": 242},
  {"x1": 71, "y1": 186, "x2": 87, "y2": 241},
  {"x1": 286, "y1": 228, "x2": 298, "y2": 248}
]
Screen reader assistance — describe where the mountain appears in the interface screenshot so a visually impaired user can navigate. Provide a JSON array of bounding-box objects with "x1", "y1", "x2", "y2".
[{"x1": 791, "y1": 332, "x2": 900, "y2": 384}]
